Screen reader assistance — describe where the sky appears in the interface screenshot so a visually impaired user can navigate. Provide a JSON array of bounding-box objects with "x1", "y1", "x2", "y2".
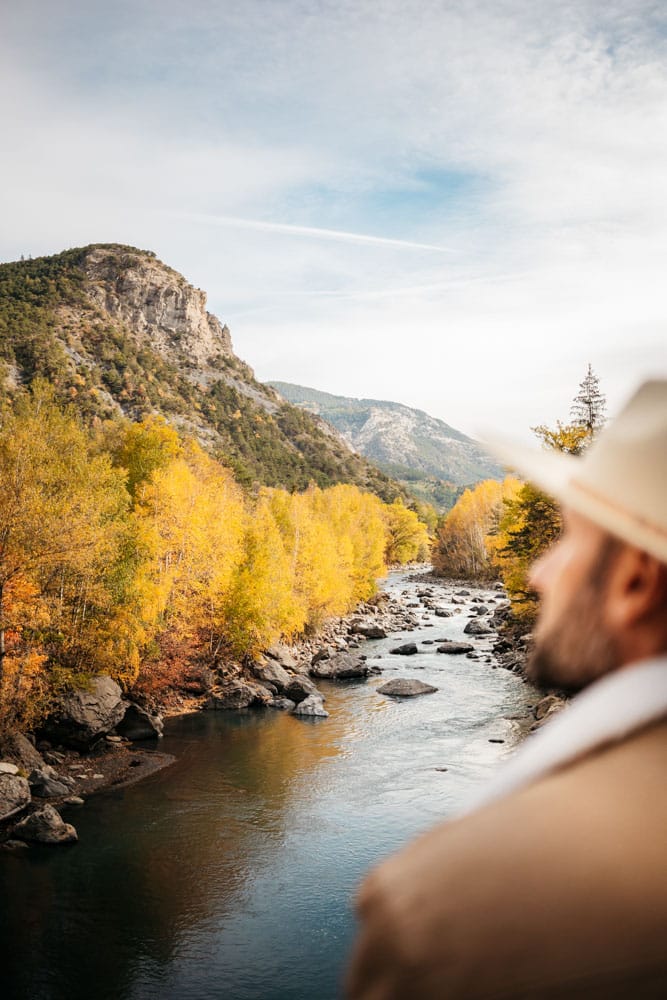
[{"x1": 1, "y1": 0, "x2": 666, "y2": 439}]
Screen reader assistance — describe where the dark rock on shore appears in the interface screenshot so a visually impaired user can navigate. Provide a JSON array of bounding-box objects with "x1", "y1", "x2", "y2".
[
  {"x1": 206, "y1": 680, "x2": 269, "y2": 710},
  {"x1": 42, "y1": 676, "x2": 126, "y2": 749},
  {"x1": 13, "y1": 804, "x2": 77, "y2": 845},
  {"x1": 349, "y1": 623, "x2": 387, "y2": 639},
  {"x1": 0, "y1": 772, "x2": 31, "y2": 821},
  {"x1": 377, "y1": 679, "x2": 438, "y2": 698},
  {"x1": 250, "y1": 657, "x2": 291, "y2": 692},
  {"x1": 285, "y1": 675, "x2": 321, "y2": 704},
  {"x1": 116, "y1": 704, "x2": 164, "y2": 741},
  {"x1": 309, "y1": 653, "x2": 370, "y2": 680}
]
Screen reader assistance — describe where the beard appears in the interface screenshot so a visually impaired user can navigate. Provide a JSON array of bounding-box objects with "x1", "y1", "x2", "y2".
[{"x1": 526, "y1": 547, "x2": 621, "y2": 694}]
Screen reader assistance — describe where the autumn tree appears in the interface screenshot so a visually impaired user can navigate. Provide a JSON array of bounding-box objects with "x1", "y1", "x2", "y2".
[{"x1": 433, "y1": 479, "x2": 520, "y2": 580}]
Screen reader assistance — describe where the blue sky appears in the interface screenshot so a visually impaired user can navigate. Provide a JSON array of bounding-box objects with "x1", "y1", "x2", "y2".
[{"x1": 1, "y1": 0, "x2": 666, "y2": 437}]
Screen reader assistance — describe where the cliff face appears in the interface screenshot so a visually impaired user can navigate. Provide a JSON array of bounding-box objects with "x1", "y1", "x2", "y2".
[
  {"x1": 0, "y1": 244, "x2": 402, "y2": 497},
  {"x1": 83, "y1": 246, "x2": 234, "y2": 369}
]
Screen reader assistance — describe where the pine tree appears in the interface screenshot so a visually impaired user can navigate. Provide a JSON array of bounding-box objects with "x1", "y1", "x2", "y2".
[{"x1": 570, "y1": 364, "x2": 606, "y2": 434}]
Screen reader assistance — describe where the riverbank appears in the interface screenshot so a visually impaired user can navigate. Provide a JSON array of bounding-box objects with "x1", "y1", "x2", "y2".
[{"x1": 1, "y1": 567, "x2": 560, "y2": 848}]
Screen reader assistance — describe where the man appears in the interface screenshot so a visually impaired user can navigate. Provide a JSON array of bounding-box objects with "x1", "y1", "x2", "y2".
[{"x1": 347, "y1": 379, "x2": 667, "y2": 999}]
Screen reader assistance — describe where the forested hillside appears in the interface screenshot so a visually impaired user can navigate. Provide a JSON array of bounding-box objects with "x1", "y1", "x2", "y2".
[{"x1": 0, "y1": 245, "x2": 402, "y2": 498}]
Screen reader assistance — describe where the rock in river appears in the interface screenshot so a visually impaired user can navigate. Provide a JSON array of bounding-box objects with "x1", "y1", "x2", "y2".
[
  {"x1": 437, "y1": 641, "x2": 474, "y2": 655},
  {"x1": 285, "y1": 675, "x2": 322, "y2": 704},
  {"x1": 463, "y1": 620, "x2": 493, "y2": 636},
  {"x1": 377, "y1": 679, "x2": 438, "y2": 698},
  {"x1": 310, "y1": 653, "x2": 370, "y2": 680},
  {"x1": 292, "y1": 695, "x2": 329, "y2": 718},
  {"x1": 389, "y1": 643, "x2": 419, "y2": 656},
  {"x1": 0, "y1": 772, "x2": 31, "y2": 821},
  {"x1": 13, "y1": 804, "x2": 77, "y2": 845}
]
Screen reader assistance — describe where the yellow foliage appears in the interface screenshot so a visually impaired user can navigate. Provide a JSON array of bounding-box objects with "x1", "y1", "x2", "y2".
[{"x1": 433, "y1": 478, "x2": 520, "y2": 580}]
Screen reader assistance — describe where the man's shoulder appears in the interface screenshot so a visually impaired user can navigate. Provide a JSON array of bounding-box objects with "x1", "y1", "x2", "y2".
[{"x1": 349, "y1": 720, "x2": 667, "y2": 999}]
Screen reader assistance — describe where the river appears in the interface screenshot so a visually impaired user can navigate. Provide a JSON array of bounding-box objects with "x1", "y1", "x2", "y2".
[{"x1": 0, "y1": 570, "x2": 537, "y2": 1000}]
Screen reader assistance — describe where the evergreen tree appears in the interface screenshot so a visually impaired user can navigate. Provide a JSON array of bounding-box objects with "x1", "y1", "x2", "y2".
[{"x1": 570, "y1": 363, "x2": 606, "y2": 434}]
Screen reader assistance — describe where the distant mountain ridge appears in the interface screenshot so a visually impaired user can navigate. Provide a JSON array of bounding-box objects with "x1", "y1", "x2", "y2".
[
  {"x1": 269, "y1": 382, "x2": 503, "y2": 505},
  {"x1": 0, "y1": 244, "x2": 402, "y2": 498}
]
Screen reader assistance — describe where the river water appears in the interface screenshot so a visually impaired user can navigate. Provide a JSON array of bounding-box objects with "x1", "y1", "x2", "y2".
[{"x1": 0, "y1": 570, "x2": 537, "y2": 1000}]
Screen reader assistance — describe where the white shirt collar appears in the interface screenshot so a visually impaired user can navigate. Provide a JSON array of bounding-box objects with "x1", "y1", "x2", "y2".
[{"x1": 460, "y1": 655, "x2": 667, "y2": 817}]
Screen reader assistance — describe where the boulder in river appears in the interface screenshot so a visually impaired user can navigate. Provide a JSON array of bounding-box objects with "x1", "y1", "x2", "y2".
[
  {"x1": 434, "y1": 609, "x2": 452, "y2": 618},
  {"x1": 285, "y1": 675, "x2": 322, "y2": 705},
  {"x1": 455, "y1": 590, "x2": 471, "y2": 597},
  {"x1": 42, "y1": 676, "x2": 126, "y2": 749},
  {"x1": 437, "y1": 641, "x2": 475, "y2": 654},
  {"x1": 292, "y1": 695, "x2": 329, "y2": 718},
  {"x1": 116, "y1": 704, "x2": 164, "y2": 741},
  {"x1": 0, "y1": 772, "x2": 31, "y2": 821},
  {"x1": 377, "y1": 679, "x2": 438, "y2": 698},
  {"x1": 13, "y1": 804, "x2": 77, "y2": 845},
  {"x1": 389, "y1": 643, "x2": 419, "y2": 656},
  {"x1": 349, "y1": 622, "x2": 387, "y2": 639},
  {"x1": 206, "y1": 680, "x2": 262, "y2": 710},
  {"x1": 463, "y1": 620, "x2": 493, "y2": 636},
  {"x1": 310, "y1": 653, "x2": 370, "y2": 680}
]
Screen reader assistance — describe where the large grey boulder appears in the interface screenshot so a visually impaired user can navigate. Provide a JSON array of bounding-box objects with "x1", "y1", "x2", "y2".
[
  {"x1": 389, "y1": 643, "x2": 419, "y2": 656},
  {"x1": 437, "y1": 641, "x2": 474, "y2": 655},
  {"x1": 284, "y1": 675, "x2": 321, "y2": 705},
  {"x1": 463, "y1": 620, "x2": 493, "y2": 636},
  {"x1": 265, "y1": 643, "x2": 299, "y2": 670},
  {"x1": 0, "y1": 732, "x2": 46, "y2": 772},
  {"x1": 29, "y1": 768, "x2": 70, "y2": 798},
  {"x1": 43, "y1": 676, "x2": 126, "y2": 749},
  {"x1": 14, "y1": 804, "x2": 77, "y2": 844},
  {"x1": 206, "y1": 680, "x2": 265, "y2": 710},
  {"x1": 116, "y1": 703, "x2": 164, "y2": 740},
  {"x1": 377, "y1": 679, "x2": 438, "y2": 698},
  {"x1": 309, "y1": 653, "x2": 370, "y2": 681},
  {"x1": 0, "y1": 773, "x2": 31, "y2": 821},
  {"x1": 250, "y1": 657, "x2": 291, "y2": 692},
  {"x1": 349, "y1": 623, "x2": 387, "y2": 639},
  {"x1": 292, "y1": 695, "x2": 329, "y2": 718}
]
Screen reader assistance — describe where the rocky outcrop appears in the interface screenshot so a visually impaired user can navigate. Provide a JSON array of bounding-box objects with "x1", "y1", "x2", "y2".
[
  {"x1": 42, "y1": 676, "x2": 126, "y2": 749},
  {"x1": 84, "y1": 246, "x2": 234, "y2": 369},
  {"x1": 0, "y1": 732, "x2": 46, "y2": 772},
  {"x1": 116, "y1": 704, "x2": 164, "y2": 740},
  {"x1": 13, "y1": 805, "x2": 77, "y2": 845},
  {"x1": 0, "y1": 772, "x2": 31, "y2": 821},
  {"x1": 29, "y1": 768, "x2": 70, "y2": 798},
  {"x1": 377, "y1": 679, "x2": 438, "y2": 698}
]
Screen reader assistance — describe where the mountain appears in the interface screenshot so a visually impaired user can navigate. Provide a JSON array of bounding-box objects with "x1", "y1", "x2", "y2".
[
  {"x1": 268, "y1": 382, "x2": 503, "y2": 509},
  {"x1": 0, "y1": 244, "x2": 401, "y2": 498}
]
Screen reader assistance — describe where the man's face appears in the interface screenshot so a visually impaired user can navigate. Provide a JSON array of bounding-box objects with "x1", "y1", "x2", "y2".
[{"x1": 526, "y1": 508, "x2": 620, "y2": 692}]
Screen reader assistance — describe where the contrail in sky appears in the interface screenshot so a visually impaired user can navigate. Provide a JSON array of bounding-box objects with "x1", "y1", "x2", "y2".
[{"x1": 178, "y1": 212, "x2": 455, "y2": 253}]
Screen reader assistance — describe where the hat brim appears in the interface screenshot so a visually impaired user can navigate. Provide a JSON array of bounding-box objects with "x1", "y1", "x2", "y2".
[{"x1": 484, "y1": 434, "x2": 667, "y2": 564}]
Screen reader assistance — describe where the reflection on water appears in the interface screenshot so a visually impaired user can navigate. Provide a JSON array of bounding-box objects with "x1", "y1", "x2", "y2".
[{"x1": 0, "y1": 571, "x2": 536, "y2": 1000}]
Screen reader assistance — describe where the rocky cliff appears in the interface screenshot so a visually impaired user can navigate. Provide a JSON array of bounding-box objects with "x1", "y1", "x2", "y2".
[{"x1": 0, "y1": 244, "x2": 401, "y2": 496}]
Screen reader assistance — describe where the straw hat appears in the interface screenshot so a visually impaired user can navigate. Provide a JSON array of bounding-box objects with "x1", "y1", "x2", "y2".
[{"x1": 486, "y1": 379, "x2": 667, "y2": 565}]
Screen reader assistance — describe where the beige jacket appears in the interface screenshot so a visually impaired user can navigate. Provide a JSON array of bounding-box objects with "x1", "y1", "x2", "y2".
[{"x1": 347, "y1": 673, "x2": 667, "y2": 999}]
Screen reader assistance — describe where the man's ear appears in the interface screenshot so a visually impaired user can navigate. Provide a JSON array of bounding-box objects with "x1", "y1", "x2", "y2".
[{"x1": 605, "y1": 547, "x2": 667, "y2": 631}]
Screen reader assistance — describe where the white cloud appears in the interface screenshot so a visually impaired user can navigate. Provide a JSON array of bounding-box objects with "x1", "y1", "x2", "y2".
[{"x1": 1, "y1": 0, "x2": 666, "y2": 437}]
